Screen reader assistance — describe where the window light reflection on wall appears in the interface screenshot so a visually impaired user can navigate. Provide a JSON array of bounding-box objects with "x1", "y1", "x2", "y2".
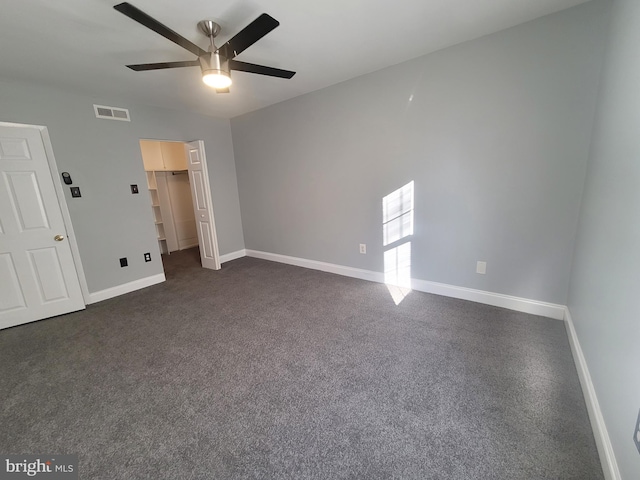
[{"x1": 382, "y1": 181, "x2": 414, "y2": 305}]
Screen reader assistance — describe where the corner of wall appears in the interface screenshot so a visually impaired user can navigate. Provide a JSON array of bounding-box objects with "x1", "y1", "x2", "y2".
[{"x1": 563, "y1": 307, "x2": 621, "y2": 480}]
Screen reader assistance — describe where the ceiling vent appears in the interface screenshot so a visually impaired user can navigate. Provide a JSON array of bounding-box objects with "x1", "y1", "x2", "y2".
[{"x1": 93, "y1": 104, "x2": 131, "y2": 122}]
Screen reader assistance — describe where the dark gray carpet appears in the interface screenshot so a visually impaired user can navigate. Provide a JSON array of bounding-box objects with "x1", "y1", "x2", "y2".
[{"x1": 0, "y1": 249, "x2": 603, "y2": 479}]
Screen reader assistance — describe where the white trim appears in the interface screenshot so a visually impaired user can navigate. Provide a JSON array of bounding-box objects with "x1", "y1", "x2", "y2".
[
  {"x1": 220, "y1": 249, "x2": 246, "y2": 264},
  {"x1": 87, "y1": 273, "x2": 166, "y2": 304},
  {"x1": 411, "y1": 278, "x2": 565, "y2": 320},
  {"x1": 564, "y1": 307, "x2": 621, "y2": 480},
  {"x1": 244, "y1": 249, "x2": 565, "y2": 319},
  {"x1": 39, "y1": 127, "x2": 91, "y2": 304},
  {"x1": 246, "y1": 250, "x2": 383, "y2": 283}
]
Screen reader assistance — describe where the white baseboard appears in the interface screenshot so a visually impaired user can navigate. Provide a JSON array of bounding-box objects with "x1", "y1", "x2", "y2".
[
  {"x1": 244, "y1": 249, "x2": 565, "y2": 320},
  {"x1": 246, "y1": 250, "x2": 384, "y2": 283},
  {"x1": 220, "y1": 249, "x2": 247, "y2": 264},
  {"x1": 412, "y1": 278, "x2": 565, "y2": 320},
  {"x1": 564, "y1": 308, "x2": 621, "y2": 480},
  {"x1": 87, "y1": 273, "x2": 166, "y2": 304}
]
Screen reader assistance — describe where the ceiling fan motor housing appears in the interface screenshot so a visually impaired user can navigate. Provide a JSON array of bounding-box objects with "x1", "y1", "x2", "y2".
[{"x1": 200, "y1": 52, "x2": 230, "y2": 77}]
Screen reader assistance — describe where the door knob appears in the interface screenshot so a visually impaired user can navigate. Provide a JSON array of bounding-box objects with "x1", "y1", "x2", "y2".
[{"x1": 54, "y1": 234, "x2": 65, "y2": 241}]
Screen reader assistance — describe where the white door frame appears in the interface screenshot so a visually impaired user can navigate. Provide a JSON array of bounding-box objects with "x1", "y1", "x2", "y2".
[{"x1": 1, "y1": 121, "x2": 90, "y2": 303}]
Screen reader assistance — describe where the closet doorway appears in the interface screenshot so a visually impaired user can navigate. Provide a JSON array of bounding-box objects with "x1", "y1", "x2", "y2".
[{"x1": 140, "y1": 139, "x2": 221, "y2": 273}]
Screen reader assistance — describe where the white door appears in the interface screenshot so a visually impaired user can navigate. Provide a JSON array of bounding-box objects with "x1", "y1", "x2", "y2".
[
  {"x1": 0, "y1": 125, "x2": 85, "y2": 329},
  {"x1": 186, "y1": 140, "x2": 220, "y2": 270}
]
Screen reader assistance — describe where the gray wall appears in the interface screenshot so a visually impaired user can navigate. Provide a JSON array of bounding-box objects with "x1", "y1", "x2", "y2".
[
  {"x1": 231, "y1": 0, "x2": 608, "y2": 305},
  {"x1": 567, "y1": 0, "x2": 640, "y2": 477},
  {"x1": 0, "y1": 79, "x2": 245, "y2": 293}
]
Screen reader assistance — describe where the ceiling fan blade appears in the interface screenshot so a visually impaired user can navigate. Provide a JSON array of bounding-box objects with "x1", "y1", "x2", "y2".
[
  {"x1": 216, "y1": 88, "x2": 230, "y2": 94},
  {"x1": 229, "y1": 60, "x2": 295, "y2": 79},
  {"x1": 221, "y1": 13, "x2": 279, "y2": 59},
  {"x1": 126, "y1": 60, "x2": 200, "y2": 71},
  {"x1": 114, "y1": 2, "x2": 206, "y2": 57}
]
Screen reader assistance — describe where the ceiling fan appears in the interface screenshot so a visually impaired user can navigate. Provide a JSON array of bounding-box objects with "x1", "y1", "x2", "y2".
[{"x1": 113, "y1": 2, "x2": 296, "y2": 93}]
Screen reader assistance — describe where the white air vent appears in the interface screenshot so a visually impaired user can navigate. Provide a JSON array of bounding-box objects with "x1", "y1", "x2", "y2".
[{"x1": 93, "y1": 104, "x2": 131, "y2": 122}]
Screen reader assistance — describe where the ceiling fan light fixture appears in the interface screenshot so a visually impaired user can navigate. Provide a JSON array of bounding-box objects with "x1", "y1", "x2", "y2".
[
  {"x1": 200, "y1": 52, "x2": 232, "y2": 89},
  {"x1": 202, "y1": 72, "x2": 232, "y2": 88}
]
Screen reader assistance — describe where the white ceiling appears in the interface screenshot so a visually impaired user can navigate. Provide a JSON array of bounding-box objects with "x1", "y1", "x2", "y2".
[{"x1": 0, "y1": 0, "x2": 591, "y2": 118}]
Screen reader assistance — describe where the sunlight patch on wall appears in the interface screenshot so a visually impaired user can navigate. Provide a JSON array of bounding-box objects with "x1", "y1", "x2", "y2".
[
  {"x1": 383, "y1": 181, "x2": 414, "y2": 246},
  {"x1": 384, "y1": 242, "x2": 412, "y2": 305},
  {"x1": 382, "y1": 181, "x2": 414, "y2": 305}
]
